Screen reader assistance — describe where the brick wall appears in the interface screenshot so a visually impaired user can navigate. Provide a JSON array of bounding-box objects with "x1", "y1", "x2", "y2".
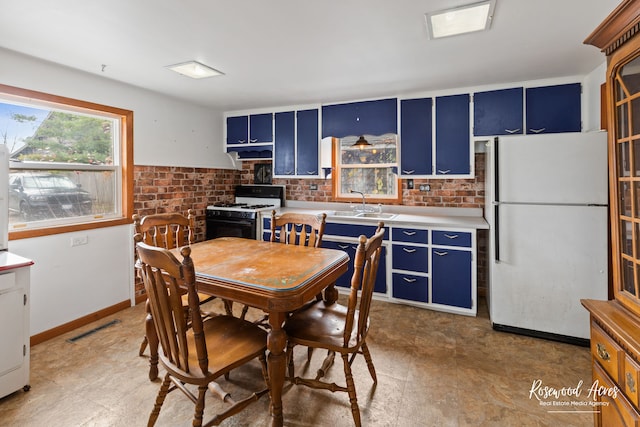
[
  {"x1": 133, "y1": 152, "x2": 488, "y2": 298},
  {"x1": 241, "y1": 153, "x2": 485, "y2": 209}
]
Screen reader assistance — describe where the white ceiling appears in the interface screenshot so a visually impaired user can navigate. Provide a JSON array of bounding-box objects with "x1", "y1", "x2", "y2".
[{"x1": 0, "y1": 0, "x2": 620, "y2": 112}]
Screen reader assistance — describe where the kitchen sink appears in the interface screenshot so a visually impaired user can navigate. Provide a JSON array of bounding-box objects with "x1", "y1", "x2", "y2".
[
  {"x1": 328, "y1": 211, "x2": 397, "y2": 220},
  {"x1": 330, "y1": 210, "x2": 360, "y2": 217},
  {"x1": 357, "y1": 212, "x2": 397, "y2": 219}
]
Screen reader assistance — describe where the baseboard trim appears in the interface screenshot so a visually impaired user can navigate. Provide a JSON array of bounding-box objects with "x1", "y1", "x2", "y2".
[
  {"x1": 135, "y1": 293, "x2": 147, "y2": 305},
  {"x1": 30, "y1": 300, "x2": 131, "y2": 346},
  {"x1": 492, "y1": 323, "x2": 590, "y2": 347}
]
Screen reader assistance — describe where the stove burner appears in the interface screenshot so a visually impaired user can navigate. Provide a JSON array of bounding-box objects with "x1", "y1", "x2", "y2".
[
  {"x1": 212, "y1": 202, "x2": 247, "y2": 208},
  {"x1": 241, "y1": 204, "x2": 275, "y2": 209}
]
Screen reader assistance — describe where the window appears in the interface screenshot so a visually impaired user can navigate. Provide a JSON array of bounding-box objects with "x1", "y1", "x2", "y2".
[
  {"x1": 0, "y1": 84, "x2": 133, "y2": 239},
  {"x1": 333, "y1": 134, "x2": 401, "y2": 203}
]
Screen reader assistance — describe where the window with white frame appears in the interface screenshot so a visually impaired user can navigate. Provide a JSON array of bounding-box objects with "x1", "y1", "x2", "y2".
[
  {"x1": 0, "y1": 84, "x2": 133, "y2": 238},
  {"x1": 334, "y1": 134, "x2": 400, "y2": 202}
]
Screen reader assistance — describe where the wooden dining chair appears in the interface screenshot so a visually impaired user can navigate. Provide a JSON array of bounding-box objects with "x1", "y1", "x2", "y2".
[
  {"x1": 133, "y1": 210, "x2": 226, "y2": 359},
  {"x1": 136, "y1": 242, "x2": 270, "y2": 427},
  {"x1": 240, "y1": 210, "x2": 327, "y2": 323},
  {"x1": 283, "y1": 223, "x2": 385, "y2": 427},
  {"x1": 270, "y1": 210, "x2": 326, "y2": 248}
]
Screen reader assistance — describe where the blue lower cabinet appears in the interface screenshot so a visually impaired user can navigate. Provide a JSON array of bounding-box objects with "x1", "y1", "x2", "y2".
[
  {"x1": 432, "y1": 249, "x2": 472, "y2": 308},
  {"x1": 392, "y1": 245, "x2": 428, "y2": 273},
  {"x1": 324, "y1": 240, "x2": 386, "y2": 293},
  {"x1": 392, "y1": 273, "x2": 428, "y2": 303}
]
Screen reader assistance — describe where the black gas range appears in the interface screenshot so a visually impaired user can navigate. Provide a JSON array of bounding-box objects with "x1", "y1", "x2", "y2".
[{"x1": 205, "y1": 185, "x2": 285, "y2": 240}]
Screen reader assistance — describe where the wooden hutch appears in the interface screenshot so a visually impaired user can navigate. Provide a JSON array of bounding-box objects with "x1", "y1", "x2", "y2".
[{"x1": 582, "y1": 1, "x2": 640, "y2": 425}]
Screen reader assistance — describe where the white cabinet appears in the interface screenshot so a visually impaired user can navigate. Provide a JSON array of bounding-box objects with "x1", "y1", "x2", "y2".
[{"x1": 0, "y1": 253, "x2": 34, "y2": 399}]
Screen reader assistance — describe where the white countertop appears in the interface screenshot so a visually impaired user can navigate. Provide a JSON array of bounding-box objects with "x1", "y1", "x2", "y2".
[{"x1": 269, "y1": 201, "x2": 489, "y2": 230}]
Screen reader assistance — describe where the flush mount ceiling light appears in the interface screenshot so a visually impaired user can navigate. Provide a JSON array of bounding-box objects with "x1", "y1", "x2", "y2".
[
  {"x1": 166, "y1": 60, "x2": 224, "y2": 79},
  {"x1": 425, "y1": 0, "x2": 495, "y2": 40}
]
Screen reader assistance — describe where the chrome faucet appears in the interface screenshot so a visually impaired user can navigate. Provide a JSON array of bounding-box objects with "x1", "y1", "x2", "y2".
[{"x1": 350, "y1": 189, "x2": 367, "y2": 212}]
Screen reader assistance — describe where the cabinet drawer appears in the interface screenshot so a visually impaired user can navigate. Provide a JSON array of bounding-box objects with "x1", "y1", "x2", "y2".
[
  {"x1": 0, "y1": 272, "x2": 16, "y2": 292},
  {"x1": 590, "y1": 322, "x2": 622, "y2": 382},
  {"x1": 432, "y1": 230, "x2": 472, "y2": 247},
  {"x1": 392, "y1": 227, "x2": 428, "y2": 244},
  {"x1": 392, "y1": 273, "x2": 428, "y2": 303},
  {"x1": 392, "y1": 245, "x2": 428, "y2": 273},
  {"x1": 325, "y1": 222, "x2": 379, "y2": 238},
  {"x1": 625, "y1": 355, "x2": 640, "y2": 408}
]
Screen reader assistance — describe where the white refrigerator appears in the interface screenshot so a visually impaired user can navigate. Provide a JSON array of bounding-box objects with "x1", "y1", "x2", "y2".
[{"x1": 485, "y1": 131, "x2": 608, "y2": 343}]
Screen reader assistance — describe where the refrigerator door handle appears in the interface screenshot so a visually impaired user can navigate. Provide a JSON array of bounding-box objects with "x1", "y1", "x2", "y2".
[
  {"x1": 494, "y1": 204, "x2": 500, "y2": 263},
  {"x1": 494, "y1": 136, "x2": 500, "y2": 203}
]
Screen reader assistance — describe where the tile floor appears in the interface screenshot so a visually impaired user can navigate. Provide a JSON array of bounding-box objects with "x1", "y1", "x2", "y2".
[{"x1": 0, "y1": 298, "x2": 596, "y2": 426}]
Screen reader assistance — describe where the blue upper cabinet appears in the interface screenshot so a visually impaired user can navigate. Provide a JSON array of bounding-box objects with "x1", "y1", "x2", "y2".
[
  {"x1": 296, "y1": 109, "x2": 319, "y2": 176},
  {"x1": 274, "y1": 111, "x2": 295, "y2": 176},
  {"x1": 226, "y1": 116, "x2": 248, "y2": 145},
  {"x1": 473, "y1": 87, "x2": 523, "y2": 136},
  {"x1": 249, "y1": 113, "x2": 274, "y2": 143},
  {"x1": 435, "y1": 94, "x2": 471, "y2": 176},
  {"x1": 226, "y1": 113, "x2": 273, "y2": 145},
  {"x1": 400, "y1": 98, "x2": 432, "y2": 176},
  {"x1": 322, "y1": 98, "x2": 397, "y2": 138},
  {"x1": 526, "y1": 83, "x2": 582, "y2": 134}
]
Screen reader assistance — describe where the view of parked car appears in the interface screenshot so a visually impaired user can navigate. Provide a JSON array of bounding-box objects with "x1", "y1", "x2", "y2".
[{"x1": 9, "y1": 173, "x2": 93, "y2": 221}]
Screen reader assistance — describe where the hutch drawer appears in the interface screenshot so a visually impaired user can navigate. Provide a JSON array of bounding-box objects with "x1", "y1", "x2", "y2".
[
  {"x1": 626, "y1": 355, "x2": 640, "y2": 408},
  {"x1": 590, "y1": 322, "x2": 622, "y2": 383}
]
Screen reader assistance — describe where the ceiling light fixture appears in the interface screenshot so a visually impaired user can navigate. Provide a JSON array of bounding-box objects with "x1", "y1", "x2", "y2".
[
  {"x1": 353, "y1": 136, "x2": 371, "y2": 148},
  {"x1": 425, "y1": 0, "x2": 495, "y2": 40},
  {"x1": 166, "y1": 60, "x2": 224, "y2": 79}
]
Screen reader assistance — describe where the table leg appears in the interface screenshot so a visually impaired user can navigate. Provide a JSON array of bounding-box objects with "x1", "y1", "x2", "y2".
[
  {"x1": 324, "y1": 283, "x2": 339, "y2": 304},
  {"x1": 267, "y1": 311, "x2": 286, "y2": 427}
]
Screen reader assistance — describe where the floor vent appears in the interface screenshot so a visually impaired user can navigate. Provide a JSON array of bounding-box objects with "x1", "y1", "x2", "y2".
[{"x1": 67, "y1": 319, "x2": 121, "y2": 343}]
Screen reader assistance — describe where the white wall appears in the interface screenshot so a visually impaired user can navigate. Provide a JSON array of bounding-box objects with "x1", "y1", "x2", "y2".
[
  {"x1": 583, "y1": 61, "x2": 608, "y2": 132},
  {"x1": 0, "y1": 47, "x2": 233, "y2": 335}
]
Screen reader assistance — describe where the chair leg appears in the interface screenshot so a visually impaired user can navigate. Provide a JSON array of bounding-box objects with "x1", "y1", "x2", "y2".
[
  {"x1": 286, "y1": 342, "x2": 295, "y2": 379},
  {"x1": 138, "y1": 335, "x2": 148, "y2": 356},
  {"x1": 341, "y1": 353, "x2": 362, "y2": 427},
  {"x1": 361, "y1": 342, "x2": 377, "y2": 384},
  {"x1": 148, "y1": 374, "x2": 171, "y2": 427},
  {"x1": 193, "y1": 385, "x2": 207, "y2": 427}
]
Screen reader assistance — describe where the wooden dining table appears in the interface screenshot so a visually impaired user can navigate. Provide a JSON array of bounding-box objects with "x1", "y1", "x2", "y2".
[{"x1": 150, "y1": 237, "x2": 349, "y2": 427}]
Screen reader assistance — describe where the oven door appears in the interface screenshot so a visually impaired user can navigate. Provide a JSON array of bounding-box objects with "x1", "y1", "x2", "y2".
[{"x1": 206, "y1": 216, "x2": 256, "y2": 240}]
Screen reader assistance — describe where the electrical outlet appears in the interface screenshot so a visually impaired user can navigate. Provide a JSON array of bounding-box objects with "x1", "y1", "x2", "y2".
[
  {"x1": 419, "y1": 184, "x2": 431, "y2": 192},
  {"x1": 310, "y1": 183, "x2": 318, "y2": 190},
  {"x1": 71, "y1": 235, "x2": 89, "y2": 247},
  {"x1": 407, "y1": 179, "x2": 414, "y2": 189}
]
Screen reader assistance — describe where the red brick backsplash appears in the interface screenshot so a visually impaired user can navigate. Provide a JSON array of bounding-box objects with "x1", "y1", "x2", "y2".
[
  {"x1": 242, "y1": 153, "x2": 485, "y2": 209},
  {"x1": 133, "y1": 165, "x2": 241, "y2": 242},
  {"x1": 134, "y1": 153, "x2": 487, "y2": 298}
]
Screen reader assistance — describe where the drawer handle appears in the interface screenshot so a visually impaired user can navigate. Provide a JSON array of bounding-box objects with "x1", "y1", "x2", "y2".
[
  {"x1": 444, "y1": 234, "x2": 459, "y2": 239},
  {"x1": 434, "y1": 251, "x2": 448, "y2": 256},
  {"x1": 505, "y1": 128, "x2": 521, "y2": 134},
  {"x1": 402, "y1": 248, "x2": 417, "y2": 253},
  {"x1": 437, "y1": 169, "x2": 451, "y2": 174},
  {"x1": 596, "y1": 343, "x2": 610, "y2": 361},
  {"x1": 249, "y1": 138, "x2": 258, "y2": 143},
  {"x1": 627, "y1": 372, "x2": 636, "y2": 393},
  {"x1": 306, "y1": 171, "x2": 317, "y2": 175},
  {"x1": 237, "y1": 139, "x2": 247, "y2": 144},
  {"x1": 338, "y1": 244, "x2": 350, "y2": 249},
  {"x1": 529, "y1": 128, "x2": 546, "y2": 134},
  {"x1": 402, "y1": 169, "x2": 415, "y2": 175},
  {"x1": 402, "y1": 231, "x2": 417, "y2": 236},
  {"x1": 402, "y1": 277, "x2": 417, "y2": 283}
]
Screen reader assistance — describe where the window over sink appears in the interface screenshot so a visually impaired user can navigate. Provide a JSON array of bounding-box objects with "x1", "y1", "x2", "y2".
[{"x1": 333, "y1": 134, "x2": 401, "y2": 203}]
